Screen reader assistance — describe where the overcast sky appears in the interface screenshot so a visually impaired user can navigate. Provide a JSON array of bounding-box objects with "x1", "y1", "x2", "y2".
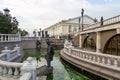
[{"x1": 0, "y1": 0, "x2": 120, "y2": 36}]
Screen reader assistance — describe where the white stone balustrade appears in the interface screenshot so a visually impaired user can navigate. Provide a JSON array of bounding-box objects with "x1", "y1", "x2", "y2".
[
  {"x1": 0, "y1": 33, "x2": 21, "y2": 42},
  {"x1": 0, "y1": 60, "x2": 23, "y2": 77},
  {"x1": 84, "y1": 15, "x2": 120, "y2": 30},
  {"x1": 64, "y1": 46, "x2": 120, "y2": 71},
  {"x1": 0, "y1": 56, "x2": 37, "y2": 80},
  {"x1": 0, "y1": 45, "x2": 21, "y2": 61},
  {"x1": 20, "y1": 57, "x2": 37, "y2": 80}
]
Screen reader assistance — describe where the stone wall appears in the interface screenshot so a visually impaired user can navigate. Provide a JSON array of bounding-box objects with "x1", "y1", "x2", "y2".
[
  {"x1": 22, "y1": 40, "x2": 36, "y2": 49},
  {"x1": 22, "y1": 38, "x2": 65, "y2": 49}
]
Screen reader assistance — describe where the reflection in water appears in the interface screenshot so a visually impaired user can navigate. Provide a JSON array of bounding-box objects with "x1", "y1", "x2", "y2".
[{"x1": 46, "y1": 73, "x2": 53, "y2": 80}]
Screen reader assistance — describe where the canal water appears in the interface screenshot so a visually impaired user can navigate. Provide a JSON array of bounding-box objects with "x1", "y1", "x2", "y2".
[
  {"x1": 24, "y1": 49, "x2": 105, "y2": 80},
  {"x1": 37, "y1": 57, "x2": 90, "y2": 80},
  {"x1": 49, "y1": 57, "x2": 91, "y2": 80}
]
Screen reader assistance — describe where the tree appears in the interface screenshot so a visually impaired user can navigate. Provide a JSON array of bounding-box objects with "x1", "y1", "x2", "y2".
[
  {"x1": 18, "y1": 28, "x2": 29, "y2": 36},
  {"x1": 0, "y1": 10, "x2": 29, "y2": 36},
  {"x1": 11, "y1": 17, "x2": 19, "y2": 34},
  {"x1": 0, "y1": 12, "x2": 19, "y2": 34},
  {"x1": 0, "y1": 12, "x2": 12, "y2": 34}
]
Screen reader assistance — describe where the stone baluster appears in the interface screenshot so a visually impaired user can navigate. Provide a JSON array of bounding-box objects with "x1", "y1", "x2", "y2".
[
  {"x1": 0, "y1": 66, "x2": 3, "y2": 75},
  {"x1": 89, "y1": 55, "x2": 92, "y2": 60},
  {"x1": 3, "y1": 67, "x2": 7, "y2": 75},
  {"x1": 8, "y1": 67, "x2": 13, "y2": 76},
  {"x1": 4, "y1": 35, "x2": 7, "y2": 41},
  {"x1": 83, "y1": 54, "x2": 85, "y2": 59},
  {"x1": 14, "y1": 68, "x2": 19, "y2": 76},
  {"x1": 97, "y1": 57, "x2": 101, "y2": 63},
  {"x1": 102, "y1": 57, "x2": 105, "y2": 64},
  {"x1": 1, "y1": 36, "x2": 3, "y2": 41},
  {"x1": 86, "y1": 54, "x2": 88, "y2": 60},
  {"x1": 93, "y1": 56, "x2": 96, "y2": 62},
  {"x1": 114, "y1": 59, "x2": 118, "y2": 67},
  {"x1": 107, "y1": 58, "x2": 111, "y2": 66}
]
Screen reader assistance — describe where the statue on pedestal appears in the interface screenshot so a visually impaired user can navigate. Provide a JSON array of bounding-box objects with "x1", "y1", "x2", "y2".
[
  {"x1": 38, "y1": 40, "x2": 54, "y2": 76},
  {"x1": 45, "y1": 40, "x2": 54, "y2": 67},
  {"x1": 36, "y1": 40, "x2": 41, "y2": 52}
]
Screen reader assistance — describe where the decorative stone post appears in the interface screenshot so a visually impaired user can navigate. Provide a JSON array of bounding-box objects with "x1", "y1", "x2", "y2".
[
  {"x1": 21, "y1": 57, "x2": 37, "y2": 80},
  {"x1": 14, "y1": 44, "x2": 20, "y2": 56},
  {"x1": 79, "y1": 34, "x2": 82, "y2": 48},
  {"x1": 1, "y1": 47, "x2": 10, "y2": 61},
  {"x1": 96, "y1": 32, "x2": 101, "y2": 53}
]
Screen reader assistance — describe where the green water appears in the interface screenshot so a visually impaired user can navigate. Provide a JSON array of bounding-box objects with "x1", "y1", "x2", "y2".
[
  {"x1": 23, "y1": 49, "x2": 91, "y2": 80},
  {"x1": 50, "y1": 57, "x2": 90, "y2": 80},
  {"x1": 23, "y1": 49, "x2": 108, "y2": 80}
]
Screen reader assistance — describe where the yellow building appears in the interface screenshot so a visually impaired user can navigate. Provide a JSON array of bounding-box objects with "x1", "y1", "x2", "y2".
[{"x1": 44, "y1": 15, "x2": 96, "y2": 38}]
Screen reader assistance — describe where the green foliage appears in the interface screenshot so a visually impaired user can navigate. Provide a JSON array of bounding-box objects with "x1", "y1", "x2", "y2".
[
  {"x1": 0, "y1": 12, "x2": 28, "y2": 36},
  {"x1": 0, "y1": 13, "x2": 12, "y2": 34},
  {"x1": 18, "y1": 28, "x2": 29, "y2": 36}
]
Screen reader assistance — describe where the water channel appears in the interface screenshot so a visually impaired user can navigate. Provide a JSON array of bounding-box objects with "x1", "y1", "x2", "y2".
[{"x1": 23, "y1": 49, "x2": 106, "y2": 80}]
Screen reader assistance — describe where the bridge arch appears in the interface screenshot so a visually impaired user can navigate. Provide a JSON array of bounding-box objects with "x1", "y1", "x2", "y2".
[
  {"x1": 104, "y1": 34, "x2": 120, "y2": 56},
  {"x1": 83, "y1": 36, "x2": 96, "y2": 51}
]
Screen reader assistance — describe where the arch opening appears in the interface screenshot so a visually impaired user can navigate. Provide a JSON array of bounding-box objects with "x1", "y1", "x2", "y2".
[
  {"x1": 104, "y1": 34, "x2": 120, "y2": 56},
  {"x1": 83, "y1": 36, "x2": 96, "y2": 51}
]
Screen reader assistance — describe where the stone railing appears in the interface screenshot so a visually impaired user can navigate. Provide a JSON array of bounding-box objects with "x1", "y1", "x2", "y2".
[
  {"x1": 20, "y1": 57, "x2": 37, "y2": 80},
  {"x1": 64, "y1": 45, "x2": 120, "y2": 71},
  {"x1": 0, "y1": 60, "x2": 23, "y2": 77},
  {"x1": 0, "y1": 45, "x2": 37, "y2": 80},
  {"x1": 84, "y1": 15, "x2": 120, "y2": 30},
  {"x1": 0, "y1": 57, "x2": 37, "y2": 80},
  {"x1": 0, "y1": 33, "x2": 21, "y2": 42},
  {"x1": 0, "y1": 45, "x2": 21, "y2": 61}
]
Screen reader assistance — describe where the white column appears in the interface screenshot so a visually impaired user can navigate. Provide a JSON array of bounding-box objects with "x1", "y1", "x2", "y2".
[
  {"x1": 96, "y1": 32, "x2": 101, "y2": 53},
  {"x1": 79, "y1": 34, "x2": 82, "y2": 48},
  {"x1": 116, "y1": 28, "x2": 120, "y2": 33}
]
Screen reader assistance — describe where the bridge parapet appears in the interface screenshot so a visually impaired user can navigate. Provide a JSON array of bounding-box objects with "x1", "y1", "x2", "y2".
[
  {"x1": 62, "y1": 44, "x2": 120, "y2": 79},
  {"x1": 84, "y1": 15, "x2": 120, "y2": 30},
  {"x1": 64, "y1": 46, "x2": 120, "y2": 69}
]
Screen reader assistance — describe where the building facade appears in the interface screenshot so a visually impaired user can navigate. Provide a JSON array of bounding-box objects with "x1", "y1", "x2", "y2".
[{"x1": 44, "y1": 15, "x2": 96, "y2": 38}]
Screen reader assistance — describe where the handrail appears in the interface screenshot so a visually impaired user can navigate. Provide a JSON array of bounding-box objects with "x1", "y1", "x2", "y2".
[
  {"x1": 0, "y1": 33, "x2": 21, "y2": 42},
  {"x1": 64, "y1": 45, "x2": 120, "y2": 69},
  {"x1": 83, "y1": 15, "x2": 120, "y2": 30}
]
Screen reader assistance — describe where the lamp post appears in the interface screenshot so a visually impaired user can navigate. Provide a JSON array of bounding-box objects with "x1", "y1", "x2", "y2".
[
  {"x1": 81, "y1": 8, "x2": 84, "y2": 31},
  {"x1": 4, "y1": 8, "x2": 10, "y2": 16},
  {"x1": 38, "y1": 28, "x2": 41, "y2": 40},
  {"x1": 79, "y1": 17, "x2": 81, "y2": 31},
  {"x1": 33, "y1": 29, "x2": 37, "y2": 37}
]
